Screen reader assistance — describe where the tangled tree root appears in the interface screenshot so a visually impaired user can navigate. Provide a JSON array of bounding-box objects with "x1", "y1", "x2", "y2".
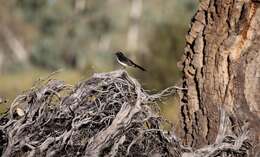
[
  {"x1": 0, "y1": 70, "x2": 253, "y2": 157},
  {"x1": 181, "y1": 110, "x2": 253, "y2": 157},
  {"x1": 0, "y1": 70, "x2": 180, "y2": 157}
]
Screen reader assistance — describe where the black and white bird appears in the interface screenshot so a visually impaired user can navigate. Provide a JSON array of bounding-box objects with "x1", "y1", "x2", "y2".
[{"x1": 115, "y1": 51, "x2": 146, "y2": 71}]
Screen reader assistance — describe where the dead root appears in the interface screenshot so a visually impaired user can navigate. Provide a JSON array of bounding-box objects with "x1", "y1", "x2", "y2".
[
  {"x1": 0, "y1": 70, "x2": 253, "y2": 157},
  {"x1": 0, "y1": 70, "x2": 180, "y2": 157}
]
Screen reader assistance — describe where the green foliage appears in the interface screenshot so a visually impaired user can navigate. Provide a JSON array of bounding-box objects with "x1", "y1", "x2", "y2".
[
  {"x1": 0, "y1": 0, "x2": 197, "y2": 91},
  {"x1": 137, "y1": 0, "x2": 197, "y2": 89},
  {"x1": 0, "y1": 0, "x2": 198, "y2": 122},
  {"x1": 13, "y1": 0, "x2": 114, "y2": 69},
  {"x1": 30, "y1": 38, "x2": 63, "y2": 69}
]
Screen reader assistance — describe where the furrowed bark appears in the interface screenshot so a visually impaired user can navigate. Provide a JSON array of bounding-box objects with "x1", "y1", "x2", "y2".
[{"x1": 179, "y1": 0, "x2": 260, "y2": 151}]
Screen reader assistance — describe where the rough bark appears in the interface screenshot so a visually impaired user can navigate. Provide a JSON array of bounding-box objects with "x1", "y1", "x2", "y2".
[{"x1": 179, "y1": 0, "x2": 260, "y2": 153}]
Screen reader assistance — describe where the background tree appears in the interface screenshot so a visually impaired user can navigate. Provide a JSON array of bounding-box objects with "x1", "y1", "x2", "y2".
[
  {"x1": 178, "y1": 0, "x2": 260, "y2": 153},
  {"x1": 0, "y1": 0, "x2": 197, "y2": 98}
]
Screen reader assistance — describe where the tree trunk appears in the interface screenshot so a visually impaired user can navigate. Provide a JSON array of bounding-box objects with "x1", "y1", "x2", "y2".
[
  {"x1": 127, "y1": 0, "x2": 143, "y2": 54},
  {"x1": 178, "y1": 0, "x2": 260, "y2": 150},
  {"x1": 2, "y1": 26, "x2": 29, "y2": 65}
]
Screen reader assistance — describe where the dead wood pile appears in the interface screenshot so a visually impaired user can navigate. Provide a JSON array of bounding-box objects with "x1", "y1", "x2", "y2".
[{"x1": 0, "y1": 70, "x2": 252, "y2": 157}]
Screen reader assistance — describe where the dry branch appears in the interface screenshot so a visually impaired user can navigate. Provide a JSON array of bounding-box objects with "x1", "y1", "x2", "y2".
[
  {"x1": 0, "y1": 70, "x2": 180, "y2": 157},
  {"x1": 0, "y1": 70, "x2": 253, "y2": 157}
]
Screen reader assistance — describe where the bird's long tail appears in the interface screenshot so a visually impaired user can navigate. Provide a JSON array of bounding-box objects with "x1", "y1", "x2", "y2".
[{"x1": 133, "y1": 63, "x2": 146, "y2": 71}]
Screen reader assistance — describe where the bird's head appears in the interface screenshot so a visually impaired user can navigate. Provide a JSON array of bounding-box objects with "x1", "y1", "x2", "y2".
[{"x1": 115, "y1": 51, "x2": 124, "y2": 57}]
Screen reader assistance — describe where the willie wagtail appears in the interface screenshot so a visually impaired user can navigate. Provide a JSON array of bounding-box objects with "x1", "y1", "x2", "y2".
[{"x1": 115, "y1": 51, "x2": 146, "y2": 71}]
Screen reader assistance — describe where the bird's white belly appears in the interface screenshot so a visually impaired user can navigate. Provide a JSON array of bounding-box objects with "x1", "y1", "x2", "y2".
[{"x1": 117, "y1": 58, "x2": 128, "y2": 67}]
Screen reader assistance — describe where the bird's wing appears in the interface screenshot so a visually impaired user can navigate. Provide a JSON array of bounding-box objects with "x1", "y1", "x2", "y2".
[{"x1": 129, "y1": 60, "x2": 146, "y2": 71}]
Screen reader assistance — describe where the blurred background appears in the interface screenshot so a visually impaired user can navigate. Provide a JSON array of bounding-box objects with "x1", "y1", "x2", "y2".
[{"x1": 0, "y1": 0, "x2": 197, "y2": 121}]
